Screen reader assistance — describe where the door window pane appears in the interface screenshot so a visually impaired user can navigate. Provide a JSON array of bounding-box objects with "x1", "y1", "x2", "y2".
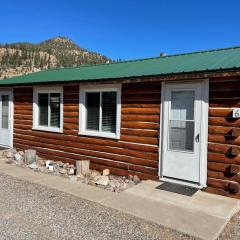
[
  {"x1": 170, "y1": 91, "x2": 194, "y2": 121},
  {"x1": 86, "y1": 92, "x2": 100, "y2": 131},
  {"x1": 102, "y1": 92, "x2": 117, "y2": 133},
  {"x1": 168, "y1": 90, "x2": 195, "y2": 152},
  {"x1": 169, "y1": 121, "x2": 194, "y2": 151},
  {"x1": 38, "y1": 93, "x2": 48, "y2": 126},
  {"x1": 2, "y1": 95, "x2": 9, "y2": 129},
  {"x1": 50, "y1": 93, "x2": 60, "y2": 128}
]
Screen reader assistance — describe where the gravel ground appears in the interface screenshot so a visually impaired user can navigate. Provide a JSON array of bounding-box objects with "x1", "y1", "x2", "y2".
[
  {"x1": 218, "y1": 211, "x2": 240, "y2": 240},
  {"x1": 0, "y1": 173, "x2": 197, "y2": 240},
  {"x1": 0, "y1": 173, "x2": 238, "y2": 240}
]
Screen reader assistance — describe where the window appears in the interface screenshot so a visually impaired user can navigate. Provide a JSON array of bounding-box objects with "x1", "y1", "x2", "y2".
[
  {"x1": 79, "y1": 84, "x2": 121, "y2": 139},
  {"x1": 33, "y1": 87, "x2": 63, "y2": 132},
  {"x1": 1, "y1": 95, "x2": 9, "y2": 129}
]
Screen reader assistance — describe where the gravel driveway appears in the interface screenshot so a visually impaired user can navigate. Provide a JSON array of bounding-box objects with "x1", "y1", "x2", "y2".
[
  {"x1": 0, "y1": 173, "x2": 195, "y2": 240},
  {"x1": 0, "y1": 173, "x2": 238, "y2": 240}
]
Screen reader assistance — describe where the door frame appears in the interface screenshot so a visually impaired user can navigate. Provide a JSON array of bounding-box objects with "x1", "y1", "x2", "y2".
[
  {"x1": 0, "y1": 88, "x2": 14, "y2": 148},
  {"x1": 158, "y1": 79, "x2": 209, "y2": 188}
]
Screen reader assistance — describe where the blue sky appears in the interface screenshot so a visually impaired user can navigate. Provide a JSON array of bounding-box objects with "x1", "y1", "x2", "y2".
[{"x1": 0, "y1": 0, "x2": 240, "y2": 60}]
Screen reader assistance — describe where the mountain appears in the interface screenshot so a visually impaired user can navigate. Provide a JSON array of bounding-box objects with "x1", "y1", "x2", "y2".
[{"x1": 0, "y1": 37, "x2": 111, "y2": 79}]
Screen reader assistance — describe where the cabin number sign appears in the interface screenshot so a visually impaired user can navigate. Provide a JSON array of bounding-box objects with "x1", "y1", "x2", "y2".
[{"x1": 233, "y1": 108, "x2": 240, "y2": 118}]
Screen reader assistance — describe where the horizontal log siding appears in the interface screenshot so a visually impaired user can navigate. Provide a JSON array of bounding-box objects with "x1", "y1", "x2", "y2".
[
  {"x1": 13, "y1": 82, "x2": 161, "y2": 180},
  {"x1": 207, "y1": 77, "x2": 240, "y2": 198}
]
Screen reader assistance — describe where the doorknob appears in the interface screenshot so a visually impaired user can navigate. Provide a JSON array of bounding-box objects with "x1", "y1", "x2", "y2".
[{"x1": 195, "y1": 134, "x2": 200, "y2": 143}]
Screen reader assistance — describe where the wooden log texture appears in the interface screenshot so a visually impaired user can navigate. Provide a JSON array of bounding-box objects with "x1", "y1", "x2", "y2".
[
  {"x1": 208, "y1": 77, "x2": 240, "y2": 197},
  {"x1": 13, "y1": 82, "x2": 161, "y2": 179}
]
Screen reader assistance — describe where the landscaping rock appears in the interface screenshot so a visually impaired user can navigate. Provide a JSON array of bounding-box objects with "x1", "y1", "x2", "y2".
[
  {"x1": 109, "y1": 175, "x2": 114, "y2": 180},
  {"x1": 91, "y1": 170, "x2": 101, "y2": 178},
  {"x1": 2, "y1": 148, "x2": 141, "y2": 193},
  {"x1": 59, "y1": 168, "x2": 67, "y2": 175},
  {"x1": 68, "y1": 168, "x2": 75, "y2": 175},
  {"x1": 102, "y1": 169, "x2": 110, "y2": 176},
  {"x1": 92, "y1": 175, "x2": 101, "y2": 183},
  {"x1": 14, "y1": 153, "x2": 23, "y2": 162},
  {"x1": 133, "y1": 175, "x2": 141, "y2": 184},
  {"x1": 128, "y1": 175, "x2": 134, "y2": 181},
  {"x1": 45, "y1": 160, "x2": 53, "y2": 168},
  {"x1": 63, "y1": 163, "x2": 69, "y2": 169},
  {"x1": 57, "y1": 161, "x2": 64, "y2": 168},
  {"x1": 18, "y1": 151, "x2": 24, "y2": 156},
  {"x1": 4, "y1": 150, "x2": 15, "y2": 159},
  {"x1": 48, "y1": 165, "x2": 54, "y2": 172},
  {"x1": 37, "y1": 159, "x2": 45, "y2": 167},
  {"x1": 29, "y1": 162, "x2": 38, "y2": 170},
  {"x1": 96, "y1": 176, "x2": 109, "y2": 186}
]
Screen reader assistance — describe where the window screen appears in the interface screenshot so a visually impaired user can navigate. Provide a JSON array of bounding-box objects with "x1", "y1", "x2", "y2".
[
  {"x1": 38, "y1": 93, "x2": 48, "y2": 126},
  {"x1": 1, "y1": 95, "x2": 9, "y2": 129},
  {"x1": 102, "y1": 92, "x2": 117, "y2": 133},
  {"x1": 86, "y1": 92, "x2": 100, "y2": 131},
  {"x1": 50, "y1": 93, "x2": 60, "y2": 128},
  {"x1": 85, "y1": 91, "x2": 117, "y2": 133}
]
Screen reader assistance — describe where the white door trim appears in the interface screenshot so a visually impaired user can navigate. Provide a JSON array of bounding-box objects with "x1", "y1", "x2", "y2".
[
  {"x1": 0, "y1": 89, "x2": 14, "y2": 148},
  {"x1": 158, "y1": 79, "x2": 209, "y2": 188}
]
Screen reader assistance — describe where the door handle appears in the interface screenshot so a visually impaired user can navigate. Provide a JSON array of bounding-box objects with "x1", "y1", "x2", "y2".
[{"x1": 195, "y1": 134, "x2": 200, "y2": 143}]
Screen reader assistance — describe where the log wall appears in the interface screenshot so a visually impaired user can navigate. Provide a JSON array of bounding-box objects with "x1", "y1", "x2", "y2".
[
  {"x1": 13, "y1": 82, "x2": 161, "y2": 180},
  {"x1": 207, "y1": 76, "x2": 240, "y2": 198}
]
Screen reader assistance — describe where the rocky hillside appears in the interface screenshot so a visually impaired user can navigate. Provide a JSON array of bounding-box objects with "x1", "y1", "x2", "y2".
[{"x1": 0, "y1": 37, "x2": 111, "y2": 79}]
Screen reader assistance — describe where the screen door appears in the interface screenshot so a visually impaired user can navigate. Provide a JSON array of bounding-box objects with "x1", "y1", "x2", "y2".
[{"x1": 162, "y1": 82, "x2": 202, "y2": 183}]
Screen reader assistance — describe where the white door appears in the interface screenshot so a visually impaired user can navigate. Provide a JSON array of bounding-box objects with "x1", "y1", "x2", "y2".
[
  {"x1": 162, "y1": 82, "x2": 202, "y2": 183},
  {"x1": 0, "y1": 91, "x2": 12, "y2": 147}
]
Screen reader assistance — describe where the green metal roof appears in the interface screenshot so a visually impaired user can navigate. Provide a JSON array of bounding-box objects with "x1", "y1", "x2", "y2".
[{"x1": 1, "y1": 46, "x2": 240, "y2": 86}]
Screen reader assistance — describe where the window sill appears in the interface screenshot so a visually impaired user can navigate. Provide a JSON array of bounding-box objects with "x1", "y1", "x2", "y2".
[
  {"x1": 78, "y1": 130, "x2": 120, "y2": 140},
  {"x1": 32, "y1": 126, "x2": 63, "y2": 134}
]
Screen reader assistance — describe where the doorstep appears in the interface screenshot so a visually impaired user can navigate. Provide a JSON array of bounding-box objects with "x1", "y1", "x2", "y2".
[{"x1": 0, "y1": 161, "x2": 239, "y2": 240}]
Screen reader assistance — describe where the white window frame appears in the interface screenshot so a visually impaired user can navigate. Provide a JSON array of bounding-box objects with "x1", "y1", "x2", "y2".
[
  {"x1": 79, "y1": 84, "x2": 121, "y2": 139},
  {"x1": 33, "y1": 86, "x2": 63, "y2": 133}
]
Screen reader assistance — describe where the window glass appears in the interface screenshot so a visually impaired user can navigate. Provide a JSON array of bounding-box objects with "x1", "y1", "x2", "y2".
[
  {"x1": 50, "y1": 93, "x2": 60, "y2": 128},
  {"x1": 86, "y1": 92, "x2": 100, "y2": 131},
  {"x1": 102, "y1": 92, "x2": 117, "y2": 133},
  {"x1": 38, "y1": 93, "x2": 48, "y2": 126},
  {"x1": 1, "y1": 95, "x2": 9, "y2": 129},
  {"x1": 168, "y1": 90, "x2": 195, "y2": 152}
]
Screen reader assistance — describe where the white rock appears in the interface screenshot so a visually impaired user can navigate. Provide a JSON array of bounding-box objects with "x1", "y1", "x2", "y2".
[
  {"x1": 48, "y1": 165, "x2": 54, "y2": 172},
  {"x1": 29, "y1": 162, "x2": 38, "y2": 170},
  {"x1": 102, "y1": 169, "x2": 110, "y2": 176},
  {"x1": 96, "y1": 176, "x2": 109, "y2": 186},
  {"x1": 92, "y1": 175, "x2": 101, "y2": 183},
  {"x1": 91, "y1": 170, "x2": 101, "y2": 178},
  {"x1": 59, "y1": 168, "x2": 67, "y2": 174},
  {"x1": 45, "y1": 160, "x2": 52, "y2": 168},
  {"x1": 18, "y1": 151, "x2": 24, "y2": 156},
  {"x1": 14, "y1": 153, "x2": 23, "y2": 161},
  {"x1": 68, "y1": 168, "x2": 75, "y2": 175},
  {"x1": 109, "y1": 181, "x2": 116, "y2": 188}
]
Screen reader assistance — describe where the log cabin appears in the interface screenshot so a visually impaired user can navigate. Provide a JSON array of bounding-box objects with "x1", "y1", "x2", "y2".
[{"x1": 0, "y1": 46, "x2": 240, "y2": 198}]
